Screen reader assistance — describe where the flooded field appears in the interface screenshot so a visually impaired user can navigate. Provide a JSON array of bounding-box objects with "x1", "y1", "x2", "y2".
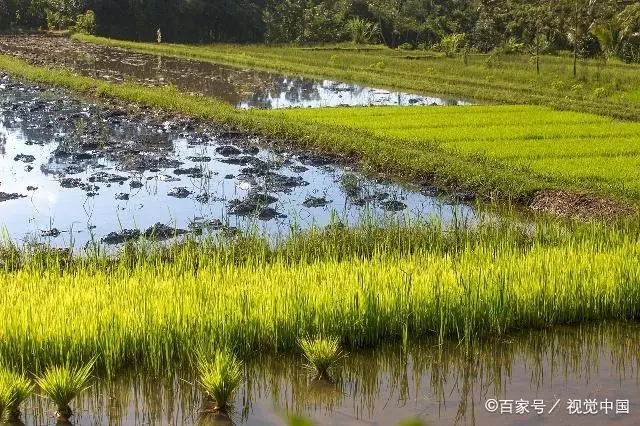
[
  {"x1": 0, "y1": 74, "x2": 472, "y2": 248},
  {"x1": 0, "y1": 35, "x2": 470, "y2": 109},
  {"x1": 15, "y1": 323, "x2": 640, "y2": 426}
]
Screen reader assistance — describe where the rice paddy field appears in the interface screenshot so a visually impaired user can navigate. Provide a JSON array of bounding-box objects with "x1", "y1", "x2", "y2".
[
  {"x1": 1, "y1": 218, "x2": 639, "y2": 375},
  {"x1": 1, "y1": 34, "x2": 640, "y2": 424},
  {"x1": 73, "y1": 34, "x2": 640, "y2": 120},
  {"x1": 268, "y1": 105, "x2": 640, "y2": 203}
]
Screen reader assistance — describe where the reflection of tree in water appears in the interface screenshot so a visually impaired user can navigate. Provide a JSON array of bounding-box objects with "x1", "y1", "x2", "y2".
[
  {"x1": 0, "y1": 132, "x2": 5, "y2": 155},
  {"x1": 242, "y1": 77, "x2": 370, "y2": 108}
]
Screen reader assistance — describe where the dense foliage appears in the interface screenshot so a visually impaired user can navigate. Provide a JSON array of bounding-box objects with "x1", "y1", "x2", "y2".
[{"x1": 1, "y1": 1, "x2": 639, "y2": 61}]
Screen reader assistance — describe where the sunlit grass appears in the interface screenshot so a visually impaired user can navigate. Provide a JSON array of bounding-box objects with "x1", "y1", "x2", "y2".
[
  {"x1": 0, "y1": 216, "x2": 637, "y2": 375},
  {"x1": 272, "y1": 105, "x2": 640, "y2": 202}
]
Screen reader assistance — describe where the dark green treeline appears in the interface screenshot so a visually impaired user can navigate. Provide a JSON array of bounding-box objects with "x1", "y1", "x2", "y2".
[{"x1": 1, "y1": 1, "x2": 639, "y2": 62}]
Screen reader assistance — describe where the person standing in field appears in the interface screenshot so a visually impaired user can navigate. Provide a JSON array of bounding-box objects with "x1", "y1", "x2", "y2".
[{"x1": 156, "y1": 28, "x2": 162, "y2": 43}]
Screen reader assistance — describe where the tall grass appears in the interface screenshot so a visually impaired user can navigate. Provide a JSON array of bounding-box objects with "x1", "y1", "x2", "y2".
[{"x1": 0, "y1": 216, "x2": 639, "y2": 375}]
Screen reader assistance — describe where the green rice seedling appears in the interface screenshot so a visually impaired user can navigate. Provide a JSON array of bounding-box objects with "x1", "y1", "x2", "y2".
[
  {"x1": 0, "y1": 376, "x2": 11, "y2": 421},
  {"x1": 35, "y1": 360, "x2": 95, "y2": 422},
  {"x1": 299, "y1": 337, "x2": 343, "y2": 380},
  {"x1": 0, "y1": 369, "x2": 33, "y2": 422},
  {"x1": 197, "y1": 350, "x2": 242, "y2": 412},
  {"x1": 0, "y1": 215, "x2": 639, "y2": 375}
]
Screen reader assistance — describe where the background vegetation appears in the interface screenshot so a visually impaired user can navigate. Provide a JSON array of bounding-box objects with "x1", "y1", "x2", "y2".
[{"x1": 1, "y1": 1, "x2": 640, "y2": 63}]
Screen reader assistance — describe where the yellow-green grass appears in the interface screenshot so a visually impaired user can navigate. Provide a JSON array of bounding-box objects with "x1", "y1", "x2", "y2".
[
  {"x1": 73, "y1": 34, "x2": 640, "y2": 120},
  {"x1": 0, "y1": 218, "x2": 640, "y2": 375},
  {"x1": 269, "y1": 105, "x2": 640, "y2": 201}
]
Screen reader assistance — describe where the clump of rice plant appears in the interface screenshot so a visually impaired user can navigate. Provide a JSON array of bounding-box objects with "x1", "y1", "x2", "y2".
[
  {"x1": 197, "y1": 350, "x2": 242, "y2": 412},
  {"x1": 299, "y1": 336, "x2": 343, "y2": 380},
  {"x1": 0, "y1": 369, "x2": 33, "y2": 422},
  {"x1": 35, "y1": 360, "x2": 95, "y2": 423},
  {"x1": 0, "y1": 378, "x2": 11, "y2": 421}
]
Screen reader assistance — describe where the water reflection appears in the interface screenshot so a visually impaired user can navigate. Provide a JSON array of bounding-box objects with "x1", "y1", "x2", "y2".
[
  {"x1": 0, "y1": 75, "x2": 472, "y2": 249},
  {"x1": 0, "y1": 35, "x2": 471, "y2": 109},
  {"x1": 18, "y1": 323, "x2": 640, "y2": 425}
]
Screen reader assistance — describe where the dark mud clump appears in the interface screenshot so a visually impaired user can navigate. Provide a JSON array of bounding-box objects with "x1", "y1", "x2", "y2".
[
  {"x1": 352, "y1": 192, "x2": 390, "y2": 206},
  {"x1": 173, "y1": 167, "x2": 203, "y2": 178},
  {"x1": 167, "y1": 187, "x2": 192, "y2": 198},
  {"x1": 303, "y1": 196, "x2": 331, "y2": 208},
  {"x1": 298, "y1": 153, "x2": 334, "y2": 167},
  {"x1": 188, "y1": 218, "x2": 224, "y2": 234},
  {"x1": 115, "y1": 193, "x2": 129, "y2": 200},
  {"x1": 228, "y1": 192, "x2": 278, "y2": 216},
  {"x1": 0, "y1": 192, "x2": 26, "y2": 202},
  {"x1": 187, "y1": 156, "x2": 211, "y2": 162},
  {"x1": 382, "y1": 200, "x2": 408, "y2": 211},
  {"x1": 216, "y1": 145, "x2": 242, "y2": 157},
  {"x1": 262, "y1": 172, "x2": 309, "y2": 192},
  {"x1": 60, "y1": 177, "x2": 81, "y2": 188},
  {"x1": 143, "y1": 223, "x2": 187, "y2": 241},
  {"x1": 258, "y1": 207, "x2": 287, "y2": 220},
  {"x1": 89, "y1": 172, "x2": 129, "y2": 184},
  {"x1": 14, "y1": 154, "x2": 35, "y2": 163},
  {"x1": 41, "y1": 228, "x2": 61, "y2": 237},
  {"x1": 101, "y1": 229, "x2": 141, "y2": 244}
]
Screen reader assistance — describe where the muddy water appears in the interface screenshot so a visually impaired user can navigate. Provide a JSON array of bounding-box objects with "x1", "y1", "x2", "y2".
[
  {"x1": 18, "y1": 323, "x2": 640, "y2": 426},
  {"x1": 0, "y1": 75, "x2": 473, "y2": 248},
  {"x1": 0, "y1": 35, "x2": 470, "y2": 109}
]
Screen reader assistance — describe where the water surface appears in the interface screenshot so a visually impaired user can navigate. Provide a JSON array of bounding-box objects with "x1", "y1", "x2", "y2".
[
  {"x1": 0, "y1": 75, "x2": 473, "y2": 248},
  {"x1": 18, "y1": 323, "x2": 640, "y2": 425},
  {"x1": 0, "y1": 35, "x2": 471, "y2": 109}
]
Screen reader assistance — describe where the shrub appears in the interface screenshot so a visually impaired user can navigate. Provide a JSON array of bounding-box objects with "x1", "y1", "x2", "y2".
[
  {"x1": 345, "y1": 18, "x2": 379, "y2": 44},
  {"x1": 437, "y1": 33, "x2": 466, "y2": 57},
  {"x1": 73, "y1": 10, "x2": 96, "y2": 35}
]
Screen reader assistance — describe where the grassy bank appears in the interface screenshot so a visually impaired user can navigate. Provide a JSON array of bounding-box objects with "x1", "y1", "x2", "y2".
[
  {"x1": 0, "y1": 217, "x2": 639, "y2": 374},
  {"x1": 73, "y1": 34, "x2": 640, "y2": 121},
  {"x1": 1, "y1": 53, "x2": 639, "y2": 210}
]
